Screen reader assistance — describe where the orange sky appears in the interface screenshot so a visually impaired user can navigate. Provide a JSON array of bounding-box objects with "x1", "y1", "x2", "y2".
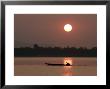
[{"x1": 14, "y1": 14, "x2": 97, "y2": 48}]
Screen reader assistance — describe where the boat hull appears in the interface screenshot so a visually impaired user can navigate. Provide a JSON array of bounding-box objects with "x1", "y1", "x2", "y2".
[{"x1": 45, "y1": 63, "x2": 71, "y2": 66}]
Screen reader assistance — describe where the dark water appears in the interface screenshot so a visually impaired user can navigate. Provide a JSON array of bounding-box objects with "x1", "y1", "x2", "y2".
[{"x1": 14, "y1": 57, "x2": 97, "y2": 76}]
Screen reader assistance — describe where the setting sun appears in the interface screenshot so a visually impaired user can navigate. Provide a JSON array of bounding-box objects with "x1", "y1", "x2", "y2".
[{"x1": 64, "y1": 24, "x2": 72, "y2": 32}]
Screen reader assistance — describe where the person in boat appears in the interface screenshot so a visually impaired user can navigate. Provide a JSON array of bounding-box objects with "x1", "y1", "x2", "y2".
[{"x1": 66, "y1": 62, "x2": 71, "y2": 66}]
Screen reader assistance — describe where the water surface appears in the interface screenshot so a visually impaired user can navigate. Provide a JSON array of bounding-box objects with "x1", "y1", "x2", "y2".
[{"x1": 14, "y1": 57, "x2": 97, "y2": 76}]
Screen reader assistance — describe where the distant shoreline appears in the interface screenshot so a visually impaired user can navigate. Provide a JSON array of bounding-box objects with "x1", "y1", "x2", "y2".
[{"x1": 14, "y1": 46, "x2": 97, "y2": 57}]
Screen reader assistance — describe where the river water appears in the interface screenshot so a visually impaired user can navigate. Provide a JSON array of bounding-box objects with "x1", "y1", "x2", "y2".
[{"x1": 14, "y1": 57, "x2": 97, "y2": 76}]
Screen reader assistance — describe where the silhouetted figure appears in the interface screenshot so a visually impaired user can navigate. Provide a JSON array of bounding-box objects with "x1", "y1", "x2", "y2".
[{"x1": 66, "y1": 62, "x2": 71, "y2": 66}]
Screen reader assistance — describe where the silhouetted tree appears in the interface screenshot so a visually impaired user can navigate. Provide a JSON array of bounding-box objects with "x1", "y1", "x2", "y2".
[
  {"x1": 14, "y1": 45, "x2": 97, "y2": 57},
  {"x1": 33, "y1": 44, "x2": 39, "y2": 49}
]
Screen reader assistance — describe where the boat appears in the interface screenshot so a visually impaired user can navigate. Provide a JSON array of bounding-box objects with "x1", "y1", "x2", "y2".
[{"x1": 45, "y1": 62, "x2": 72, "y2": 66}]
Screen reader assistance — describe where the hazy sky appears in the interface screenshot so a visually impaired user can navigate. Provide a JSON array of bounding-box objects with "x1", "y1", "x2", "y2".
[{"x1": 14, "y1": 14, "x2": 97, "y2": 48}]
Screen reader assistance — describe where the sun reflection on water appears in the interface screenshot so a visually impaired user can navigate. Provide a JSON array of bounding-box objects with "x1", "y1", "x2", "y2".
[
  {"x1": 63, "y1": 58, "x2": 73, "y2": 76},
  {"x1": 63, "y1": 66, "x2": 72, "y2": 76}
]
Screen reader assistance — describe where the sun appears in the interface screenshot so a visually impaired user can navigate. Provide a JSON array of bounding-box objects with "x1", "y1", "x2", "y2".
[{"x1": 64, "y1": 24, "x2": 72, "y2": 32}]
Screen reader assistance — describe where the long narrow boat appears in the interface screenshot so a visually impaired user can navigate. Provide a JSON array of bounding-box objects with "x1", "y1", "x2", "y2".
[{"x1": 45, "y1": 63, "x2": 71, "y2": 66}]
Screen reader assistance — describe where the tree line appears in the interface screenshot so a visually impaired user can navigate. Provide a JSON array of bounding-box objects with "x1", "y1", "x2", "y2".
[{"x1": 14, "y1": 44, "x2": 97, "y2": 57}]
